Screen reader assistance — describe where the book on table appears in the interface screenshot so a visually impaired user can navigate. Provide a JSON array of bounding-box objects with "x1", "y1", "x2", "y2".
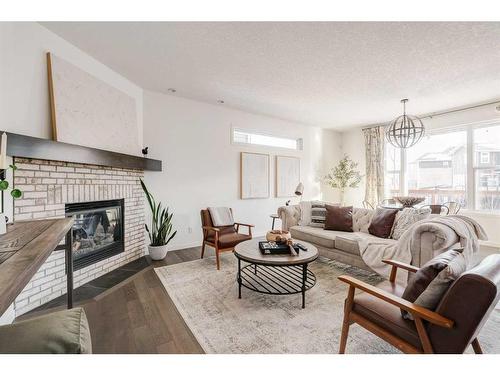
[{"x1": 259, "y1": 241, "x2": 299, "y2": 255}]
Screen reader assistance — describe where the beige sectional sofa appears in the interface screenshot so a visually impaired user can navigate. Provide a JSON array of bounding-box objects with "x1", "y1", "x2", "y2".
[{"x1": 277, "y1": 204, "x2": 460, "y2": 271}]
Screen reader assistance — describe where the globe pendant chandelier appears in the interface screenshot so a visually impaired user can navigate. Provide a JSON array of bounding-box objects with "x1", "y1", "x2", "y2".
[{"x1": 386, "y1": 98, "x2": 425, "y2": 148}]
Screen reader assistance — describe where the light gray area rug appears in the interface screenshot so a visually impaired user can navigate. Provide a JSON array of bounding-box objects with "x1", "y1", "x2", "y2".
[{"x1": 155, "y1": 254, "x2": 500, "y2": 354}]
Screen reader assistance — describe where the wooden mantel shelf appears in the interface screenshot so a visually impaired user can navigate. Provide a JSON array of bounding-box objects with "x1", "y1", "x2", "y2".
[
  {"x1": 0, "y1": 218, "x2": 74, "y2": 316},
  {"x1": 3, "y1": 131, "x2": 162, "y2": 171}
]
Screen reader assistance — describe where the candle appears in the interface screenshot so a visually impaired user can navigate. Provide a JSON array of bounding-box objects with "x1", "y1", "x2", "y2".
[{"x1": 0, "y1": 132, "x2": 7, "y2": 170}]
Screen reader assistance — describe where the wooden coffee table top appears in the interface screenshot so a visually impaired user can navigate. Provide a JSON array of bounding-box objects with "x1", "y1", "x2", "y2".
[{"x1": 234, "y1": 238, "x2": 318, "y2": 266}]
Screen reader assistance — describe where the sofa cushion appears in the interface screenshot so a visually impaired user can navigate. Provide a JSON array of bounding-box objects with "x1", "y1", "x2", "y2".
[
  {"x1": 352, "y1": 207, "x2": 374, "y2": 233},
  {"x1": 0, "y1": 307, "x2": 92, "y2": 354},
  {"x1": 290, "y1": 225, "x2": 338, "y2": 248},
  {"x1": 310, "y1": 201, "x2": 337, "y2": 228},
  {"x1": 334, "y1": 235, "x2": 360, "y2": 255},
  {"x1": 391, "y1": 207, "x2": 431, "y2": 240},
  {"x1": 325, "y1": 205, "x2": 353, "y2": 232},
  {"x1": 335, "y1": 232, "x2": 396, "y2": 256},
  {"x1": 401, "y1": 249, "x2": 466, "y2": 319},
  {"x1": 218, "y1": 232, "x2": 252, "y2": 248},
  {"x1": 368, "y1": 208, "x2": 399, "y2": 238}
]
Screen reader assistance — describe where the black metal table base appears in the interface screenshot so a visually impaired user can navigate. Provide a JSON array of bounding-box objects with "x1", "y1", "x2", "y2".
[
  {"x1": 237, "y1": 259, "x2": 316, "y2": 308},
  {"x1": 65, "y1": 229, "x2": 74, "y2": 309}
]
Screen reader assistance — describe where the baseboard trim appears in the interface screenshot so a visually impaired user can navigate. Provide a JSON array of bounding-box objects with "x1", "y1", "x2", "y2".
[{"x1": 168, "y1": 241, "x2": 201, "y2": 252}]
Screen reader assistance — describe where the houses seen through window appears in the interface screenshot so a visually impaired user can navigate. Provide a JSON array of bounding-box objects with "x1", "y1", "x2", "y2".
[
  {"x1": 406, "y1": 131, "x2": 467, "y2": 207},
  {"x1": 474, "y1": 126, "x2": 500, "y2": 210},
  {"x1": 384, "y1": 123, "x2": 500, "y2": 212}
]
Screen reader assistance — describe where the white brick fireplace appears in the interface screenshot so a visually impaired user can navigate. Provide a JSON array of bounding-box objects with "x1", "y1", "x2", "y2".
[{"x1": 11, "y1": 157, "x2": 146, "y2": 316}]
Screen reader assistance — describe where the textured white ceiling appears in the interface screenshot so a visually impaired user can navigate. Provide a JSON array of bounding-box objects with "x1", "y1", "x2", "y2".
[{"x1": 41, "y1": 22, "x2": 500, "y2": 129}]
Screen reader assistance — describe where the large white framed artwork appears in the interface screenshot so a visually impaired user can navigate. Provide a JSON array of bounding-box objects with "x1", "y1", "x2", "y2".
[
  {"x1": 240, "y1": 152, "x2": 270, "y2": 199},
  {"x1": 276, "y1": 156, "x2": 300, "y2": 197},
  {"x1": 47, "y1": 53, "x2": 140, "y2": 155}
]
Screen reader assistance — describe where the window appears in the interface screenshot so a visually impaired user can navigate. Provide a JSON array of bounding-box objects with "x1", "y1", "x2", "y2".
[
  {"x1": 474, "y1": 126, "x2": 500, "y2": 210},
  {"x1": 232, "y1": 128, "x2": 303, "y2": 150},
  {"x1": 384, "y1": 122, "x2": 500, "y2": 212},
  {"x1": 405, "y1": 131, "x2": 467, "y2": 207},
  {"x1": 384, "y1": 142, "x2": 401, "y2": 198},
  {"x1": 480, "y1": 152, "x2": 490, "y2": 164}
]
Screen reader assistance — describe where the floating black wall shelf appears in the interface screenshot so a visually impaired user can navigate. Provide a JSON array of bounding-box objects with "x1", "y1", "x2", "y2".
[{"x1": 3, "y1": 131, "x2": 162, "y2": 171}]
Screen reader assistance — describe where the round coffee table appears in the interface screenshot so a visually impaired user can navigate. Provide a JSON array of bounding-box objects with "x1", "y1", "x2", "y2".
[{"x1": 234, "y1": 238, "x2": 319, "y2": 308}]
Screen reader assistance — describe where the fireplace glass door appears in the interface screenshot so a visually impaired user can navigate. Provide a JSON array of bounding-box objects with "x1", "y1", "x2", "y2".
[{"x1": 66, "y1": 199, "x2": 124, "y2": 270}]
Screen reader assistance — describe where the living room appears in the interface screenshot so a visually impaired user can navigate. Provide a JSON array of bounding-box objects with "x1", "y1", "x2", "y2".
[{"x1": 1, "y1": 1, "x2": 500, "y2": 373}]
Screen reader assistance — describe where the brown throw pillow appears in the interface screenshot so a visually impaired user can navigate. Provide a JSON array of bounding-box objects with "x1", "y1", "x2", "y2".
[
  {"x1": 401, "y1": 248, "x2": 466, "y2": 319},
  {"x1": 368, "y1": 208, "x2": 398, "y2": 238},
  {"x1": 324, "y1": 205, "x2": 353, "y2": 232}
]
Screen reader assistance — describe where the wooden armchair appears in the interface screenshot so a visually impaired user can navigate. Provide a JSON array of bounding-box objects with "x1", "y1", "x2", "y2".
[
  {"x1": 200, "y1": 209, "x2": 254, "y2": 270},
  {"x1": 421, "y1": 204, "x2": 449, "y2": 215},
  {"x1": 338, "y1": 254, "x2": 500, "y2": 354}
]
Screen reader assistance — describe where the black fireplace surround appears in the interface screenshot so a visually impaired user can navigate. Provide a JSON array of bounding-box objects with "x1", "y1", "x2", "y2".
[{"x1": 65, "y1": 199, "x2": 125, "y2": 271}]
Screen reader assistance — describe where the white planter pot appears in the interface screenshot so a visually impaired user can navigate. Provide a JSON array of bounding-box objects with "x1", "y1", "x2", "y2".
[
  {"x1": 0, "y1": 213, "x2": 6, "y2": 235},
  {"x1": 148, "y1": 244, "x2": 169, "y2": 260}
]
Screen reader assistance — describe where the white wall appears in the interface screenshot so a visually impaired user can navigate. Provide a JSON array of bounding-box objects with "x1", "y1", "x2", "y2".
[
  {"x1": 340, "y1": 103, "x2": 500, "y2": 247},
  {"x1": 143, "y1": 91, "x2": 341, "y2": 249},
  {"x1": 0, "y1": 22, "x2": 143, "y2": 146}
]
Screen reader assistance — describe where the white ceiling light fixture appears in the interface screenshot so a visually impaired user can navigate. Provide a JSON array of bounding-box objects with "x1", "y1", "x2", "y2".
[{"x1": 386, "y1": 98, "x2": 425, "y2": 149}]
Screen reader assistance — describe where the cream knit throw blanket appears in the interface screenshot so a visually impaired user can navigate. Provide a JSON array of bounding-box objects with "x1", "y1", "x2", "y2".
[
  {"x1": 358, "y1": 215, "x2": 487, "y2": 284},
  {"x1": 208, "y1": 207, "x2": 234, "y2": 227}
]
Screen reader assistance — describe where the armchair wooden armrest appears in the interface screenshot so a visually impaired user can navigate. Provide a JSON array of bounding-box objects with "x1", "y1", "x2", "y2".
[
  {"x1": 382, "y1": 259, "x2": 420, "y2": 282},
  {"x1": 234, "y1": 222, "x2": 253, "y2": 236},
  {"x1": 234, "y1": 222, "x2": 255, "y2": 227},
  {"x1": 202, "y1": 226, "x2": 220, "y2": 232},
  {"x1": 338, "y1": 275, "x2": 454, "y2": 328}
]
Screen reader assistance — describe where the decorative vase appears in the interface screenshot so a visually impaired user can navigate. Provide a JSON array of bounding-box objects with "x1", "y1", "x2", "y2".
[
  {"x1": 339, "y1": 190, "x2": 345, "y2": 206},
  {"x1": 148, "y1": 244, "x2": 169, "y2": 260},
  {"x1": 394, "y1": 196, "x2": 426, "y2": 208}
]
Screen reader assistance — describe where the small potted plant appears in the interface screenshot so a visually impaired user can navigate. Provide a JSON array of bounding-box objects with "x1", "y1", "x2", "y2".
[
  {"x1": 323, "y1": 154, "x2": 363, "y2": 206},
  {"x1": 0, "y1": 164, "x2": 23, "y2": 235},
  {"x1": 140, "y1": 179, "x2": 177, "y2": 260}
]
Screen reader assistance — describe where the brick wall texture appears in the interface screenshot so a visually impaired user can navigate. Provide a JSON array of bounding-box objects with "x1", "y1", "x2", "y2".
[{"x1": 12, "y1": 157, "x2": 145, "y2": 316}]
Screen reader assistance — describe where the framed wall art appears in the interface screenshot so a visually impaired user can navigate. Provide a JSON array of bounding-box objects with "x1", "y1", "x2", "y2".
[
  {"x1": 47, "y1": 52, "x2": 140, "y2": 155},
  {"x1": 240, "y1": 152, "x2": 270, "y2": 199}
]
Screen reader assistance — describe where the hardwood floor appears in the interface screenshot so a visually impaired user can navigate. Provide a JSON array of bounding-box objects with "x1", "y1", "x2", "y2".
[
  {"x1": 20, "y1": 244, "x2": 499, "y2": 353},
  {"x1": 45, "y1": 247, "x2": 205, "y2": 354}
]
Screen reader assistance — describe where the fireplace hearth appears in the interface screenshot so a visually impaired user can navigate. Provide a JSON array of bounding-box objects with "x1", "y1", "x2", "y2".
[{"x1": 66, "y1": 199, "x2": 125, "y2": 271}]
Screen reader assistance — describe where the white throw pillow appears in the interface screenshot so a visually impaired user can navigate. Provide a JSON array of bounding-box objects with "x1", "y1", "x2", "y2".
[{"x1": 391, "y1": 207, "x2": 431, "y2": 240}]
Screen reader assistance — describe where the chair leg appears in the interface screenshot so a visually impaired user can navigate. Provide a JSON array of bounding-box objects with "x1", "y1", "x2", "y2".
[
  {"x1": 339, "y1": 286, "x2": 355, "y2": 354},
  {"x1": 201, "y1": 242, "x2": 206, "y2": 259},
  {"x1": 339, "y1": 312, "x2": 351, "y2": 354},
  {"x1": 216, "y1": 248, "x2": 221, "y2": 270},
  {"x1": 472, "y1": 338, "x2": 483, "y2": 354}
]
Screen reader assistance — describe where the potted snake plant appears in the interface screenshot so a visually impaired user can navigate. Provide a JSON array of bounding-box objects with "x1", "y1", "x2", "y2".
[{"x1": 140, "y1": 179, "x2": 177, "y2": 260}]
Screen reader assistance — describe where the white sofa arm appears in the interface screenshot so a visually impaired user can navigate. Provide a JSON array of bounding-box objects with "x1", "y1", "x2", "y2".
[
  {"x1": 277, "y1": 205, "x2": 301, "y2": 231},
  {"x1": 409, "y1": 221, "x2": 460, "y2": 267}
]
